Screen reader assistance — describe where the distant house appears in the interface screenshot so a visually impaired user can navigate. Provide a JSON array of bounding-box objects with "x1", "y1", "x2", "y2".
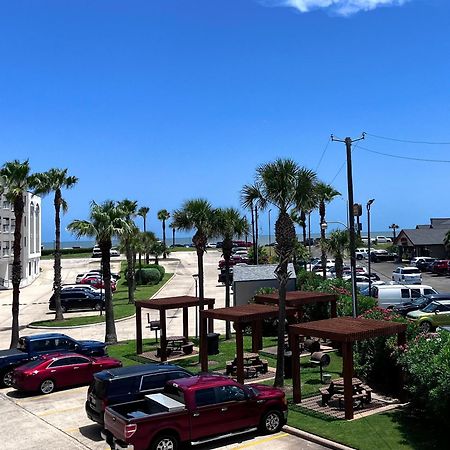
[
  {"x1": 394, "y1": 218, "x2": 450, "y2": 259},
  {"x1": 232, "y1": 264, "x2": 297, "y2": 307}
]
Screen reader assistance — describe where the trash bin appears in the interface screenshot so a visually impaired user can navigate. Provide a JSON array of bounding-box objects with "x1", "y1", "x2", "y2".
[
  {"x1": 207, "y1": 333, "x2": 220, "y2": 355},
  {"x1": 284, "y1": 351, "x2": 292, "y2": 379}
]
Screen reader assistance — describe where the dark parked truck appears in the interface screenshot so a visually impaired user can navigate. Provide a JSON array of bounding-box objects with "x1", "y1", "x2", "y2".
[
  {"x1": 104, "y1": 375, "x2": 287, "y2": 450},
  {"x1": 0, "y1": 333, "x2": 106, "y2": 386}
]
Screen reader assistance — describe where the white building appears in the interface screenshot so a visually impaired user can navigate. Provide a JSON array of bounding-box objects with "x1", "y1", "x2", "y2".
[{"x1": 0, "y1": 191, "x2": 41, "y2": 289}]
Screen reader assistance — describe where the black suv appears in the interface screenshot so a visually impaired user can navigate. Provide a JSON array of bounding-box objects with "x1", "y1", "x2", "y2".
[
  {"x1": 85, "y1": 363, "x2": 192, "y2": 425},
  {"x1": 49, "y1": 289, "x2": 104, "y2": 313},
  {"x1": 393, "y1": 293, "x2": 450, "y2": 316}
]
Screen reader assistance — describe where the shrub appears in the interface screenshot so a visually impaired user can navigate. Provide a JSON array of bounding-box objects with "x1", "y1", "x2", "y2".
[
  {"x1": 131, "y1": 264, "x2": 165, "y2": 284},
  {"x1": 353, "y1": 307, "x2": 418, "y2": 393},
  {"x1": 135, "y1": 268, "x2": 161, "y2": 285},
  {"x1": 399, "y1": 330, "x2": 450, "y2": 424}
]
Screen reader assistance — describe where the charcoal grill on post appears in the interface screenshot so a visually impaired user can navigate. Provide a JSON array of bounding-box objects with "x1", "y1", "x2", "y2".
[
  {"x1": 310, "y1": 351, "x2": 330, "y2": 383},
  {"x1": 147, "y1": 313, "x2": 161, "y2": 343}
]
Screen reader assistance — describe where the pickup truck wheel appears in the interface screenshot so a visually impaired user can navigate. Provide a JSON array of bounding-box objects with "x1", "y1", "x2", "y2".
[
  {"x1": 151, "y1": 434, "x2": 179, "y2": 450},
  {"x1": 419, "y1": 321, "x2": 432, "y2": 333},
  {"x1": 39, "y1": 379, "x2": 55, "y2": 394},
  {"x1": 2, "y1": 370, "x2": 13, "y2": 387},
  {"x1": 94, "y1": 302, "x2": 103, "y2": 311},
  {"x1": 260, "y1": 410, "x2": 283, "y2": 434}
]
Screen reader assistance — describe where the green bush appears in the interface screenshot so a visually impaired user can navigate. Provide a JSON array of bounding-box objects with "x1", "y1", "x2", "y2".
[
  {"x1": 399, "y1": 330, "x2": 450, "y2": 424},
  {"x1": 353, "y1": 307, "x2": 418, "y2": 393},
  {"x1": 135, "y1": 268, "x2": 161, "y2": 285},
  {"x1": 129, "y1": 264, "x2": 165, "y2": 284},
  {"x1": 41, "y1": 247, "x2": 94, "y2": 256}
]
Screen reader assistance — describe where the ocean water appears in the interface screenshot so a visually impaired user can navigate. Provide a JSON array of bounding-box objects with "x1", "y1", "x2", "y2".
[{"x1": 43, "y1": 230, "x2": 392, "y2": 250}]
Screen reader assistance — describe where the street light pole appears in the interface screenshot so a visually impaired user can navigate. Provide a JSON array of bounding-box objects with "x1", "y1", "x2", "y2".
[{"x1": 367, "y1": 199, "x2": 375, "y2": 296}]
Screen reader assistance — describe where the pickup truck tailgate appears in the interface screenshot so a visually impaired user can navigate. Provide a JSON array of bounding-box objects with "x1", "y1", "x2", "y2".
[{"x1": 104, "y1": 407, "x2": 128, "y2": 441}]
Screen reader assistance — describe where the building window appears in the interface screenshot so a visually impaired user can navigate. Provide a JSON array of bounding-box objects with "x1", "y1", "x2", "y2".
[
  {"x1": 3, "y1": 218, "x2": 9, "y2": 233},
  {"x1": 35, "y1": 205, "x2": 40, "y2": 253},
  {"x1": 2, "y1": 242, "x2": 9, "y2": 257},
  {"x1": 3, "y1": 201, "x2": 9, "y2": 209},
  {"x1": 10, "y1": 219, "x2": 15, "y2": 232},
  {"x1": 28, "y1": 262, "x2": 31, "y2": 276},
  {"x1": 24, "y1": 236, "x2": 27, "y2": 247},
  {"x1": 30, "y1": 203, "x2": 35, "y2": 253}
]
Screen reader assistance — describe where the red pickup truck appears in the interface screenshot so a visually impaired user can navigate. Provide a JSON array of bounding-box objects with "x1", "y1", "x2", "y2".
[{"x1": 104, "y1": 374, "x2": 287, "y2": 450}]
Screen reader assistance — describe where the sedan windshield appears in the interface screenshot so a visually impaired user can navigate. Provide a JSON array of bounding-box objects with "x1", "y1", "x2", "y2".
[{"x1": 422, "y1": 302, "x2": 440, "y2": 313}]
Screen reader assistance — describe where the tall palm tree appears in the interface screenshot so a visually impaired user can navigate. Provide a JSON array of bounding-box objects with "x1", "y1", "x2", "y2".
[
  {"x1": 157, "y1": 209, "x2": 171, "y2": 258},
  {"x1": 172, "y1": 199, "x2": 216, "y2": 312},
  {"x1": 389, "y1": 223, "x2": 399, "y2": 241},
  {"x1": 215, "y1": 208, "x2": 249, "y2": 339},
  {"x1": 0, "y1": 160, "x2": 36, "y2": 349},
  {"x1": 149, "y1": 241, "x2": 168, "y2": 265},
  {"x1": 118, "y1": 199, "x2": 138, "y2": 304},
  {"x1": 67, "y1": 200, "x2": 132, "y2": 344},
  {"x1": 137, "y1": 206, "x2": 150, "y2": 232},
  {"x1": 32, "y1": 168, "x2": 78, "y2": 321},
  {"x1": 325, "y1": 230, "x2": 349, "y2": 278},
  {"x1": 241, "y1": 184, "x2": 263, "y2": 264},
  {"x1": 169, "y1": 222, "x2": 176, "y2": 247},
  {"x1": 243, "y1": 158, "x2": 312, "y2": 387},
  {"x1": 294, "y1": 168, "x2": 318, "y2": 245},
  {"x1": 315, "y1": 182, "x2": 341, "y2": 278}
]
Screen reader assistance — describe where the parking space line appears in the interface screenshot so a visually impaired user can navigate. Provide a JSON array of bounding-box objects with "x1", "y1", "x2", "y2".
[
  {"x1": 38, "y1": 406, "x2": 82, "y2": 416},
  {"x1": 232, "y1": 432, "x2": 288, "y2": 449}
]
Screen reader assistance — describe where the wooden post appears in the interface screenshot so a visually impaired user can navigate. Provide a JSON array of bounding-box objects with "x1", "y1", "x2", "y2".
[
  {"x1": 342, "y1": 341, "x2": 354, "y2": 420},
  {"x1": 330, "y1": 298, "x2": 337, "y2": 318},
  {"x1": 291, "y1": 331, "x2": 301, "y2": 403},
  {"x1": 160, "y1": 310, "x2": 167, "y2": 362},
  {"x1": 183, "y1": 307, "x2": 188, "y2": 340},
  {"x1": 252, "y1": 320, "x2": 262, "y2": 352},
  {"x1": 200, "y1": 314, "x2": 208, "y2": 372},
  {"x1": 235, "y1": 323, "x2": 245, "y2": 384},
  {"x1": 207, "y1": 301, "x2": 214, "y2": 333},
  {"x1": 136, "y1": 304, "x2": 142, "y2": 355}
]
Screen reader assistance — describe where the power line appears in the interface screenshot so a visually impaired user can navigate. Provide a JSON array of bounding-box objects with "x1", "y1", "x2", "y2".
[
  {"x1": 358, "y1": 145, "x2": 450, "y2": 163},
  {"x1": 315, "y1": 137, "x2": 331, "y2": 171},
  {"x1": 366, "y1": 132, "x2": 450, "y2": 145}
]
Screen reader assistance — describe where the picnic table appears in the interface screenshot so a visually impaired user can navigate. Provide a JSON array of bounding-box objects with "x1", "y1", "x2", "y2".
[
  {"x1": 320, "y1": 377, "x2": 372, "y2": 409},
  {"x1": 156, "y1": 336, "x2": 194, "y2": 357},
  {"x1": 226, "y1": 353, "x2": 268, "y2": 378}
]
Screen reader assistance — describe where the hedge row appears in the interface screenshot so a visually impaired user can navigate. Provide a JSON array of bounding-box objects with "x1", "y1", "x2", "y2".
[{"x1": 41, "y1": 247, "x2": 94, "y2": 256}]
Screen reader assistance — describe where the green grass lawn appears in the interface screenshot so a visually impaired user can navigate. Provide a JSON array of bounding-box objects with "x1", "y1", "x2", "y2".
[{"x1": 30, "y1": 272, "x2": 173, "y2": 327}]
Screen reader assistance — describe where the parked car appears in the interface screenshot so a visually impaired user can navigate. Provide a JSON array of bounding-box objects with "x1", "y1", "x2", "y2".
[
  {"x1": 218, "y1": 255, "x2": 249, "y2": 269},
  {"x1": 370, "y1": 249, "x2": 390, "y2": 262},
  {"x1": 410, "y1": 257, "x2": 436, "y2": 272},
  {"x1": 232, "y1": 240, "x2": 253, "y2": 248},
  {"x1": 86, "y1": 364, "x2": 193, "y2": 426},
  {"x1": 80, "y1": 276, "x2": 116, "y2": 292},
  {"x1": 62, "y1": 284, "x2": 102, "y2": 295},
  {"x1": 343, "y1": 275, "x2": 384, "y2": 291},
  {"x1": 371, "y1": 284, "x2": 438, "y2": 308},
  {"x1": 104, "y1": 375, "x2": 287, "y2": 450},
  {"x1": 431, "y1": 260, "x2": 450, "y2": 275},
  {"x1": 49, "y1": 289, "x2": 105, "y2": 313},
  {"x1": 92, "y1": 246, "x2": 120, "y2": 258},
  {"x1": 87, "y1": 269, "x2": 120, "y2": 281},
  {"x1": 406, "y1": 300, "x2": 450, "y2": 332},
  {"x1": 0, "y1": 333, "x2": 106, "y2": 387},
  {"x1": 110, "y1": 248, "x2": 120, "y2": 257},
  {"x1": 375, "y1": 236, "x2": 392, "y2": 243},
  {"x1": 355, "y1": 248, "x2": 369, "y2": 260},
  {"x1": 12, "y1": 353, "x2": 121, "y2": 394},
  {"x1": 393, "y1": 293, "x2": 450, "y2": 316},
  {"x1": 218, "y1": 268, "x2": 233, "y2": 284},
  {"x1": 392, "y1": 267, "x2": 422, "y2": 284}
]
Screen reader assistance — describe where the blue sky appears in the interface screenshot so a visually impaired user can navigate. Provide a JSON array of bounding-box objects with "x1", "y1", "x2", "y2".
[{"x1": 1, "y1": 0, "x2": 449, "y2": 242}]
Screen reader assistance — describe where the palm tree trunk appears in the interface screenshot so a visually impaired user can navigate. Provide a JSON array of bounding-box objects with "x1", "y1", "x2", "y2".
[
  {"x1": 138, "y1": 252, "x2": 142, "y2": 285},
  {"x1": 143, "y1": 215, "x2": 147, "y2": 232},
  {"x1": 162, "y1": 220, "x2": 167, "y2": 259},
  {"x1": 53, "y1": 190, "x2": 64, "y2": 321},
  {"x1": 301, "y1": 210, "x2": 307, "y2": 245},
  {"x1": 222, "y1": 237, "x2": 233, "y2": 340},
  {"x1": 320, "y1": 202, "x2": 327, "y2": 279},
  {"x1": 336, "y1": 255, "x2": 344, "y2": 278},
  {"x1": 10, "y1": 196, "x2": 24, "y2": 349},
  {"x1": 126, "y1": 240, "x2": 134, "y2": 304},
  {"x1": 255, "y1": 206, "x2": 259, "y2": 264},
  {"x1": 172, "y1": 227, "x2": 175, "y2": 247},
  {"x1": 250, "y1": 205, "x2": 256, "y2": 263},
  {"x1": 101, "y1": 240, "x2": 117, "y2": 344}
]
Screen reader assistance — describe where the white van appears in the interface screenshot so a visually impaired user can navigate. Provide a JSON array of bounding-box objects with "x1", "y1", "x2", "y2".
[{"x1": 372, "y1": 284, "x2": 438, "y2": 308}]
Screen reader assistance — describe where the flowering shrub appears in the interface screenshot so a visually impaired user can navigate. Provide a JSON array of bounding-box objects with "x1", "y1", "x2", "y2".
[
  {"x1": 353, "y1": 307, "x2": 418, "y2": 393},
  {"x1": 399, "y1": 330, "x2": 450, "y2": 424}
]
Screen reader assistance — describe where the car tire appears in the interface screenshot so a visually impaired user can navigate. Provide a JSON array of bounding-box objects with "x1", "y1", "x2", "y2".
[
  {"x1": 260, "y1": 409, "x2": 283, "y2": 434},
  {"x1": 39, "y1": 379, "x2": 56, "y2": 395},
  {"x1": 94, "y1": 302, "x2": 103, "y2": 311},
  {"x1": 60, "y1": 305, "x2": 67, "y2": 313},
  {"x1": 419, "y1": 321, "x2": 432, "y2": 333},
  {"x1": 150, "y1": 433, "x2": 179, "y2": 450},
  {"x1": 1, "y1": 369, "x2": 13, "y2": 387},
  {"x1": 357, "y1": 255, "x2": 362, "y2": 260}
]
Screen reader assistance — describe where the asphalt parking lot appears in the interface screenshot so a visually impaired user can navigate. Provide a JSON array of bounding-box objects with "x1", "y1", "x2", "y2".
[{"x1": 0, "y1": 385, "x2": 325, "y2": 450}]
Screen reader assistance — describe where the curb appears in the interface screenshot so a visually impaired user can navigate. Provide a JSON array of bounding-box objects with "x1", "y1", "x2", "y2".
[
  {"x1": 283, "y1": 425, "x2": 355, "y2": 450},
  {"x1": 26, "y1": 273, "x2": 176, "y2": 330}
]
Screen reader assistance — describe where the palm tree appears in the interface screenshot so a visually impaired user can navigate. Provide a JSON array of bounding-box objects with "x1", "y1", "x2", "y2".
[
  {"x1": 325, "y1": 230, "x2": 349, "y2": 278},
  {"x1": 149, "y1": 241, "x2": 169, "y2": 265},
  {"x1": 315, "y1": 182, "x2": 341, "y2": 278},
  {"x1": 0, "y1": 160, "x2": 36, "y2": 349},
  {"x1": 67, "y1": 200, "x2": 132, "y2": 344},
  {"x1": 389, "y1": 223, "x2": 399, "y2": 241},
  {"x1": 118, "y1": 199, "x2": 138, "y2": 304},
  {"x1": 169, "y1": 222, "x2": 176, "y2": 247},
  {"x1": 215, "y1": 208, "x2": 249, "y2": 339},
  {"x1": 137, "y1": 206, "x2": 150, "y2": 232},
  {"x1": 241, "y1": 184, "x2": 263, "y2": 264},
  {"x1": 172, "y1": 199, "x2": 216, "y2": 312},
  {"x1": 157, "y1": 209, "x2": 171, "y2": 258},
  {"x1": 32, "y1": 168, "x2": 78, "y2": 321},
  {"x1": 243, "y1": 158, "x2": 312, "y2": 387},
  {"x1": 294, "y1": 168, "x2": 318, "y2": 245}
]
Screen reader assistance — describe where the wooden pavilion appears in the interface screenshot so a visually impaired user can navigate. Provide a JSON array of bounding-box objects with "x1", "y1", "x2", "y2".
[
  {"x1": 289, "y1": 317, "x2": 407, "y2": 419},
  {"x1": 135, "y1": 295, "x2": 215, "y2": 361},
  {"x1": 200, "y1": 303, "x2": 296, "y2": 384}
]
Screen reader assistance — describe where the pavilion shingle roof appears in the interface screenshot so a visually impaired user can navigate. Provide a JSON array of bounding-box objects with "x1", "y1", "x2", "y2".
[
  {"x1": 289, "y1": 317, "x2": 406, "y2": 342},
  {"x1": 135, "y1": 295, "x2": 215, "y2": 310}
]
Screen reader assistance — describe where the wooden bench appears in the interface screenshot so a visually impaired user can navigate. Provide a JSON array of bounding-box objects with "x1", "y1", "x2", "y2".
[
  {"x1": 320, "y1": 387, "x2": 332, "y2": 406},
  {"x1": 182, "y1": 343, "x2": 194, "y2": 355},
  {"x1": 337, "y1": 393, "x2": 366, "y2": 409},
  {"x1": 156, "y1": 347, "x2": 172, "y2": 358}
]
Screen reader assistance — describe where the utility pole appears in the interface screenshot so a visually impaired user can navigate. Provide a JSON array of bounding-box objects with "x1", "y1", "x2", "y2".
[{"x1": 331, "y1": 133, "x2": 365, "y2": 318}]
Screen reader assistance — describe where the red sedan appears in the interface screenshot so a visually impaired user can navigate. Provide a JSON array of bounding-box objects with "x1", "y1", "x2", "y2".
[
  {"x1": 12, "y1": 353, "x2": 122, "y2": 394},
  {"x1": 80, "y1": 276, "x2": 116, "y2": 292}
]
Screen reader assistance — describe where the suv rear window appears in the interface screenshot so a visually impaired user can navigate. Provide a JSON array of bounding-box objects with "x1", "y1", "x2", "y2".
[{"x1": 403, "y1": 268, "x2": 420, "y2": 274}]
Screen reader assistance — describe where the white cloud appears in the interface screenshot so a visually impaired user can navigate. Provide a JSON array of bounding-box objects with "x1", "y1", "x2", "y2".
[{"x1": 259, "y1": 0, "x2": 410, "y2": 16}]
